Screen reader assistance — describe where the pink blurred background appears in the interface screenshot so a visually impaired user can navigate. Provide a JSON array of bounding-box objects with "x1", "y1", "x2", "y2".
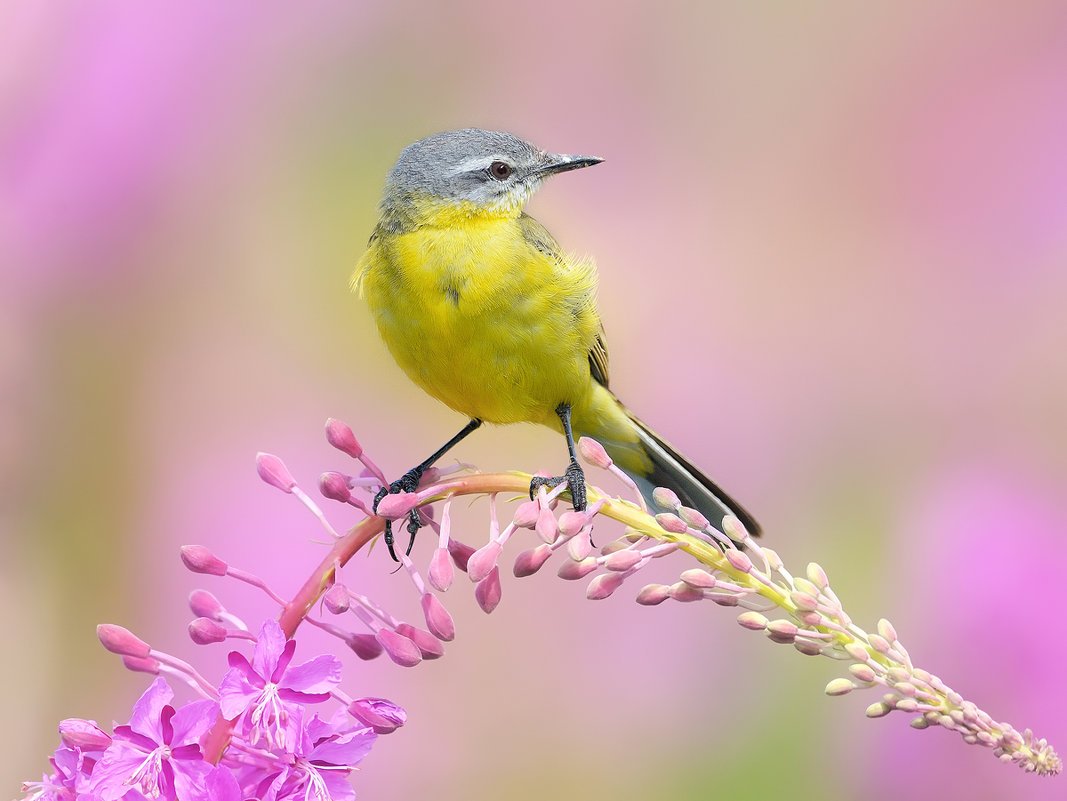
[{"x1": 3, "y1": 3, "x2": 1066, "y2": 799}]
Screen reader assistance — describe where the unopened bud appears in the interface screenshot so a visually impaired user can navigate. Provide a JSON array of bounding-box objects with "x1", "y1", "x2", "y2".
[
  {"x1": 577, "y1": 437, "x2": 612, "y2": 469},
  {"x1": 474, "y1": 567, "x2": 502, "y2": 614},
  {"x1": 421, "y1": 593, "x2": 455, "y2": 642},
  {"x1": 180, "y1": 545, "x2": 228, "y2": 576},
  {"x1": 59, "y1": 719, "x2": 112, "y2": 751},
  {"x1": 188, "y1": 617, "x2": 227, "y2": 645},
  {"x1": 651, "y1": 487, "x2": 681, "y2": 510},
  {"x1": 256, "y1": 452, "x2": 296, "y2": 493},
  {"x1": 97, "y1": 624, "x2": 151, "y2": 658},
  {"x1": 348, "y1": 697, "x2": 406, "y2": 734},
  {"x1": 323, "y1": 584, "x2": 350, "y2": 614},
  {"x1": 325, "y1": 418, "x2": 363, "y2": 458},
  {"x1": 188, "y1": 589, "x2": 225, "y2": 619},
  {"x1": 319, "y1": 472, "x2": 351, "y2": 503}
]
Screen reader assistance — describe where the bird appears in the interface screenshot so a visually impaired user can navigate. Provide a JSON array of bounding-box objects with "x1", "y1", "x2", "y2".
[{"x1": 353, "y1": 128, "x2": 759, "y2": 560}]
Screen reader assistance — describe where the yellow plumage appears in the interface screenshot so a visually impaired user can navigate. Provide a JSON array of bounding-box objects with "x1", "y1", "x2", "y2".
[{"x1": 356, "y1": 206, "x2": 601, "y2": 428}]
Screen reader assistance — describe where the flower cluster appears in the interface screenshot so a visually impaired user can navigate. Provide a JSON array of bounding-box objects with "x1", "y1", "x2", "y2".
[{"x1": 23, "y1": 613, "x2": 401, "y2": 800}]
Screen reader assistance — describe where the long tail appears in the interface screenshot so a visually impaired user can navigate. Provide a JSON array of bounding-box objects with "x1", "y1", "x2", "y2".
[{"x1": 572, "y1": 384, "x2": 761, "y2": 538}]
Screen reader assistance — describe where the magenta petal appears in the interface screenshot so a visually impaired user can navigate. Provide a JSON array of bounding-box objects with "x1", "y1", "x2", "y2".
[
  {"x1": 277, "y1": 688, "x2": 331, "y2": 705},
  {"x1": 218, "y1": 669, "x2": 262, "y2": 719},
  {"x1": 280, "y1": 654, "x2": 342, "y2": 694},
  {"x1": 309, "y1": 728, "x2": 377, "y2": 767},
  {"x1": 169, "y1": 699, "x2": 221, "y2": 746},
  {"x1": 226, "y1": 650, "x2": 263, "y2": 687},
  {"x1": 321, "y1": 770, "x2": 357, "y2": 801},
  {"x1": 205, "y1": 766, "x2": 244, "y2": 801},
  {"x1": 271, "y1": 639, "x2": 298, "y2": 683},
  {"x1": 88, "y1": 742, "x2": 152, "y2": 801},
  {"x1": 127, "y1": 677, "x2": 173, "y2": 744},
  {"x1": 252, "y1": 619, "x2": 287, "y2": 679},
  {"x1": 172, "y1": 754, "x2": 213, "y2": 801}
]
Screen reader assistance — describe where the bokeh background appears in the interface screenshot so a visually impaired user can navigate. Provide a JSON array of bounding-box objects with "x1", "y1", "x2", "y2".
[{"x1": 3, "y1": 3, "x2": 1066, "y2": 799}]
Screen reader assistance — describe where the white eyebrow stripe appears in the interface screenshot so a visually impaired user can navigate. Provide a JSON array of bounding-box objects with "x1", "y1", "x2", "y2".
[{"x1": 450, "y1": 156, "x2": 502, "y2": 174}]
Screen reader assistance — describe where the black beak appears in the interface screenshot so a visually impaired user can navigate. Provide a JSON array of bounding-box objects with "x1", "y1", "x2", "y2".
[{"x1": 534, "y1": 154, "x2": 604, "y2": 177}]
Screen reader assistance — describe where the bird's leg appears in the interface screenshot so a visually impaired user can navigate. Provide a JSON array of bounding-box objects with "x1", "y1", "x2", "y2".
[
  {"x1": 373, "y1": 418, "x2": 482, "y2": 562},
  {"x1": 529, "y1": 402, "x2": 587, "y2": 512}
]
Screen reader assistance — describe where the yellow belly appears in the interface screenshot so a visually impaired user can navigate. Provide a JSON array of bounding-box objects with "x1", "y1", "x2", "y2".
[{"x1": 356, "y1": 218, "x2": 600, "y2": 425}]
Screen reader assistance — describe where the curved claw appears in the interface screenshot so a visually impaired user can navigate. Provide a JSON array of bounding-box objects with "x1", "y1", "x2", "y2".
[
  {"x1": 374, "y1": 468, "x2": 426, "y2": 563},
  {"x1": 527, "y1": 461, "x2": 587, "y2": 512}
]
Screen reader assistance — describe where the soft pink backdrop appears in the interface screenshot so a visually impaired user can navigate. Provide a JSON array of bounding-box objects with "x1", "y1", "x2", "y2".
[{"x1": 3, "y1": 3, "x2": 1065, "y2": 799}]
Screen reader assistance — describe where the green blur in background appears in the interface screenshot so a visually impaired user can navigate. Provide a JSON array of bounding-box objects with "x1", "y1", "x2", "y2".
[{"x1": 2, "y1": 3, "x2": 1066, "y2": 800}]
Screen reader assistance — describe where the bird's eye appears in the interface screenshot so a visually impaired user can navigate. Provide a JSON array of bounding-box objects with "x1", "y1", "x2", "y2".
[{"x1": 489, "y1": 161, "x2": 513, "y2": 180}]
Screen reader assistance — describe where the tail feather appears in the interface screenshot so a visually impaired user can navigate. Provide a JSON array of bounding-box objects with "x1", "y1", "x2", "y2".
[
  {"x1": 573, "y1": 385, "x2": 761, "y2": 539},
  {"x1": 625, "y1": 409, "x2": 762, "y2": 538}
]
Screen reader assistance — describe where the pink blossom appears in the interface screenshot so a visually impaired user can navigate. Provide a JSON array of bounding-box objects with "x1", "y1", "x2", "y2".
[
  {"x1": 88, "y1": 677, "x2": 218, "y2": 801},
  {"x1": 218, "y1": 619, "x2": 342, "y2": 749}
]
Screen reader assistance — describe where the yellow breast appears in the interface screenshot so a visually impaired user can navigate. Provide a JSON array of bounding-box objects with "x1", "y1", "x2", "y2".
[{"x1": 355, "y1": 216, "x2": 600, "y2": 425}]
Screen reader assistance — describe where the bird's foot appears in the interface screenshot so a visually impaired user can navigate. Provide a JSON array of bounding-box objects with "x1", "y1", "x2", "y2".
[
  {"x1": 528, "y1": 460, "x2": 587, "y2": 512},
  {"x1": 372, "y1": 466, "x2": 426, "y2": 562}
]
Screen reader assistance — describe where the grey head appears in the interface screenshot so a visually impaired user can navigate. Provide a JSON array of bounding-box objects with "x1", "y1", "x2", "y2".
[{"x1": 380, "y1": 128, "x2": 601, "y2": 224}]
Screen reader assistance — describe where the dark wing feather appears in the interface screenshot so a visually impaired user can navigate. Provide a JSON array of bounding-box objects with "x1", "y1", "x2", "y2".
[{"x1": 518, "y1": 213, "x2": 611, "y2": 388}]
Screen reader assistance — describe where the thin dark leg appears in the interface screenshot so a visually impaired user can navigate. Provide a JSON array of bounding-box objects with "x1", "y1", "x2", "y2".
[
  {"x1": 529, "y1": 403, "x2": 587, "y2": 512},
  {"x1": 374, "y1": 418, "x2": 481, "y2": 561}
]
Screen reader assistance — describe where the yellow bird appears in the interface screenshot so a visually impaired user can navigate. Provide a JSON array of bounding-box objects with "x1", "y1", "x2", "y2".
[{"x1": 354, "y1": 129, "x2": 759, "y2": 560}]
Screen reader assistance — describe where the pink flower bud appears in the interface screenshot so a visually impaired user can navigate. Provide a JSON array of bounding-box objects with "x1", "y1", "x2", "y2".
[
  {"x1": 725, "y1": 549, "x2": 753, "y2": 573},
  {"x1": 395, "y1": 623, "x2": 444, "y2": 660},
  {"x1": 586, "y1": 572, "x2": 626, "y2": 600},
  {"x1": 767, "y1": 620, "x2": 799, "y2": 642},
  {"x1": 474, "y1": 566, "x2": 502, "y2": 613},
  {"x1": 721, "y1": 515, "x2": 751, "y2": 543},
  {"x1": 428, "y1": 547, "x2": 454, "y2": 591},
  {"x1": 567, "y1": 531, "x2": 593, "y2": 561},
  {"x1": 421, "y1": 593, "x2": 455, "y2": 642},
  {"x1": 806, "y1": 562, "x2": 830, "y2": 590},
  {"x1": 635, "y1": 584, "x2": 671, "y2": 605},
  {"x1": 467, "y1": 541, "x2": 502, "y2": 583},
  {"x1": 256, "y1": 452, "x2": 296, "y2": 493},
  {"x1": 345, "y1": 633, "x2": 384, "y2": 661},
  {"x1": 680, "y1": 568, "x2": 716, "y2": 589},
  {"x1": 97, "y1": 624, "x2": 151, "y2": 658},
  {"x1": 188, "y1": 589, "x2": 225, "y2": 619},
  {"x1": 736, "y1": 611, "x2": 769, "y2": 631},
  {"x1": 180, "y1": 545, "x2": 228, "y2": 576},
  {"x1": 668, "y1": 581, "x2": 704, "y2": 602},
  {"x1": 376, "y1": 629, "x2": 422, "y2": 667},
  {"x1": 577, "y1": 437, "x2": 612, "y2": 469},
  {"x1": 603, "y1": 549, "x2": 642, "y2": 572},
  {"x1": 877, "y1": 618, "x2": 898, "y2": 643},
  {"x1": 319, "y1": 472, "x2": 352, "y2": 503},
  {"x1": 655, "y1": 513, "x2": 688, "y2": 534},
  {"x1": 678, "y1": 506, "x2": 710, "y2": 530},
  {"x1": 513, "y1": 544, "x2": 553, "y2": 577},
  {"x1": 557, "y1": 558, "x2": 597, "y2": 580},
  {"x1": 323, "y1": 584, "x2": 350, "y2": 614},
  {"x1": 557, "y1": 510, "x2": 587, "y2": 538},
  {"x1": 188, "y1": 617, "x2": 227, "y2": 645},
  {"x1": 347, "y1": 697, "x2": 407, "y2": 734},
  {"x1": 376, "y1": 492, "x2": 419, "y2": 519},
  {"x1": 325, "y1": 418, "x2": 363, "y2": 458},
  {"x1": 512, "y1": 501, "x2": 540, "y2": 528},
  {"x1": 651, "y1": 487, "x2": 681, "y2": 510},
  {"x1": 790, "y1": 591, "x2": 819, "y2": 612},
  {"x1": 448, "y1": 538, "x2": 475, "y2": 572},
  {"x1": 59, "y1": 719, "x2": 112, "y2": 751},
  {"x1": 121, "y1": 655, "x2": 161, "y2": 674},
  {"x1": 535, "y1": 507, "x2": 558, "y2": 543}
]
